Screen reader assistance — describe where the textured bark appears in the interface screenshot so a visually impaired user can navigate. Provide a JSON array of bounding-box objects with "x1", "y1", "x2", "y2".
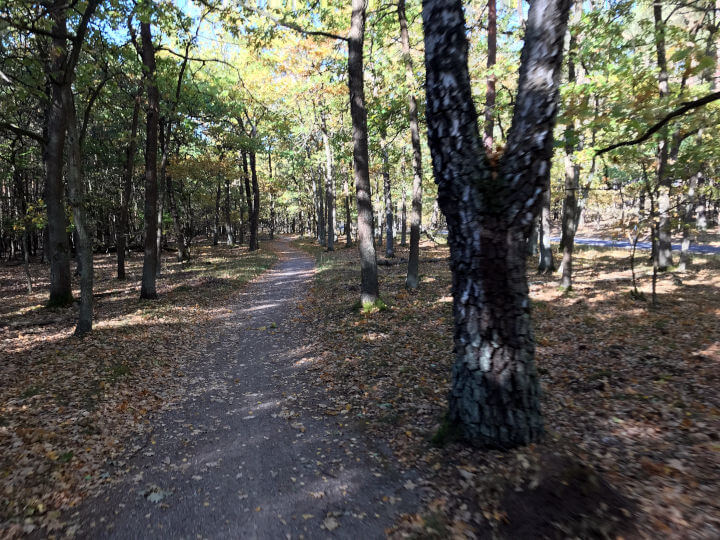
[
  {"x1": 140, "y1": 20, "x2": 159, "y2": 299},
  {"x1": 422, "y1": 0, "x2": 570, "y2": 447},
  {"x1": 382, "y1": 141, "x2": 394, "y2": 258},
  {"x1": 349, "y1": 0, "x2": 379, "y2": 305},
  {"x1": 62, "y1": 84, "x2": 94, "y2": 335},
  {"x1": 225, "y1": 176, "x2": 234, "y2": 245},
  {"x1": 44, "y1": 4, "x2": 72, "y2": 306},
  {"x1": 317, "y1": 168, "x2": 326, "y2": 246},
  {"x1": 268, "y1": 153, "x2": 274, "y2": 241},
  {"x1": 538, "y1": 188, "x2": 555, "y2": 273},
  {"x1": 117, "y1": 93, "x2": 140, "y2": 279},
  {"x1": 398, "y1": 0, "x2": 423, "y2": 289}
]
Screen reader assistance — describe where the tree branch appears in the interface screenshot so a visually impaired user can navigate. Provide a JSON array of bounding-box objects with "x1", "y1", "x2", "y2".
[
  {"x1": 0, "y1": 121, "x2": 44, "y2": 143},
  {"x1": 244, "y1": 6, "x2": 348, "y2": 42},
  {"x1": 596, "y1": 91, "x2": 720, "y2": 155}
]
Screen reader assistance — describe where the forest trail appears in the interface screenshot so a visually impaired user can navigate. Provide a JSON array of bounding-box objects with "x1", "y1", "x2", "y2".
[{"x1": 70, "y1": 238, "x2": 417, "y2": 539}]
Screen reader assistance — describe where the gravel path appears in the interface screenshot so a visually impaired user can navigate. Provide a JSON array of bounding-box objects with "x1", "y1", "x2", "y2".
[{"x1": 72, "y1": 238, "x2": 417, "y2": 539}]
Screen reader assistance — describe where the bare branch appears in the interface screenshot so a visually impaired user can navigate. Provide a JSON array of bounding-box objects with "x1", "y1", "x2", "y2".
[{"x1": 596, "y1": 91, "x2": 720, "y2": 155}]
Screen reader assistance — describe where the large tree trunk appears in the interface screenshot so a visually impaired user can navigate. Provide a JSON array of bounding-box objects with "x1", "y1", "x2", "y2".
[
  {"x1": 422, "y1": 0, "x2": 570, "y2": 448},
  {"x1": 398, "y1": 0, "x2": 423, "y2": 290},
  {"x1": 117, "y1": 92, "x2": 140, "y2": 279},
  {"x1": 349, "y1": 0, "x2": 379, "y2": 306},
  {"x1": 62, "y1": 85, "x2": 94, "y2": 335},
  {"x1": 44, "y1": 5, "x2": 72, "y2": 307},
  {"x1": 140, "y1": 20, "x2": 159, "y2": 299}
]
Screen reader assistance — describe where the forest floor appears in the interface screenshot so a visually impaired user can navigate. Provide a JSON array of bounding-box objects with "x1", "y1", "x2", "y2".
[
  {"x1": 295, "y1": 237, "x2": 720, "y2": 539},
  {"x1": 0, "y1": 242, "x2": 277, "y2": 536}
]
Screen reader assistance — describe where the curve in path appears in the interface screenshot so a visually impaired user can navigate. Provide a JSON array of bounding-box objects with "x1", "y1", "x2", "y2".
[{"x1": 73, "y1": 238, "x2": 417, "y2": 539}]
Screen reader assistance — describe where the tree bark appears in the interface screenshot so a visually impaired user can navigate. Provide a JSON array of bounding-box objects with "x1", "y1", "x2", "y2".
[
  {"x1": 484, "y1": 0, "x2": 497, "y2": 152},
  {"x1": 62, "y1": 84, "x2": 94, "y2": 335},
  {"x1": 118, "y1": 92, "x2": 140, "y2": 279},
  {"x1": 344, "y1": 171, "x2": 352, "y2": 245},
  {"x1": 559, "y1": 2, "x2": 581, "y2": 288},
  {"x1": 140, "y1": 19, "x2": 159, "y2": 299},
  {"x1": 322, "y1": 128, "x2": 334, "y2": 250},
  {"x1": 422, "y1": 0, "x2": 570, "y2": 448},
  {"x1": 398, "y1": 0, "x2": 423, "y2": 289},
  {"x1": 400, "y1": 183, "x2": 407, "y2": 246},
  {"x1": 44, "y1": 4, "x2": 72, "y2": 307},
  {"x1": 242, "y1": 149, "x2": 253, "y2": 245},
  {"x1": 538, "y1": 188, "x2": 555, "y2": 273},
  {"x1": 249, "y1": 150, "x2": 260, "y2": 251},
  {"x1": 654, "y1": 0, "x2": 673, "y2": 270},
  {"x1": 382, "y1": 141, "x2": 394, "y2": 257}
]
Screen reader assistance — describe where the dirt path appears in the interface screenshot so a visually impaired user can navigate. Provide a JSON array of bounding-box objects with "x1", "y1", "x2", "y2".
[{"x1": 71, "y1": 238, "x2": 417, "y2": 539}]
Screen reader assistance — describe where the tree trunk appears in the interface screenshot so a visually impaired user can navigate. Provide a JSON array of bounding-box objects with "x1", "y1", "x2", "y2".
[
  {"x1": 483, "y1": 0, "x2": 497, "y2": 152},
  {"x1": 398, "y1": 0, "x2": 423, "y2": 290},
  {"x1": 213, "y1": 180, "x2": 221, "y2": 246},
  {"x1": 322, "y1": 129, "x2": 334, "y2": 250},
  {"x1": 349, "y1": 0, "x2": 379, "y2": 306},
  {"x1": 117, "y1": 92, "x2": 140, "y2": 279},
  {"x1": 559, "y1": 3, "x2": 581, "y2": 289},
  {"x1": 62, "y1": 84, "x2": 94, "y2": 335},
  {"x1": 249, "y1": 150, "x2": 260, "y2": 251},
  {"x1": 344, "y1": 172, "x2": 352, "y2": 246},
  {"x1": 382, "y1": 141, "x2": 394, "y2": 258},
  {"x1": 422, "y1": 0, "x2": 570, "y2": 448},
  {"x1": 44, "y1": 5, "x2": 72, "y2": 307},
  {"x1": 654, "y1": 0, "x2": 673, "y2": 270},
  {"x1": 225, "y1": 176, "x2": 234, "y2": 245},
  {"x1": 140, "y1": 19, "x2": 159, "y2": 299},
  {"x1": 242, "y1": 150, "x2": 252, "y2": 245},
  {"x1": 679, "y1": 171, "x2": 699, "y2": 272},
  {"x1": 400, "y1": 183, "x2": 407, "y2": 246},
  {"x1": 538, "y1": 188, "x2": 555, "y2": 273}
]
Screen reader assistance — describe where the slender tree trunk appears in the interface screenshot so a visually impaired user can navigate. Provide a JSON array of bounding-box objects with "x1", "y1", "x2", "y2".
[
  {"x1": 679, "y1": 171, "x2": 699, "y2": 272},
  {"x1": 344, "y1": 172, "x2": 352, "y2": 246},
  {"x1": 422, "y1": 0, "x2": 570, "y2": 447},
  {"x1": 382, "y1": 141, "x2": 394, "y2": 257},
  {"x1": 242, "y1": 150, "x2": 252, "y2": 245},
  {"x1": 62, "y1": 84, "x2": 94, "y2": 335},
  {"x1": 317, "y1": 167, "x2": 326, "y2": 246},
  {"x1": 484, "y1": 0, "x2": 497, "y2": 151},
  {"x1": 140, "y1": 19, "x2": 159, "y2": 299},
  {"x1": 559, "y1": 4, "x2": 581, "y2": 288},
  {"x1": 118, "y1": 92, "x2": 140, "y2": 279},
  {"x1": 249, "y1": 150, "x2": 260, "y2": 251},
  {"x1": 654, "y1": 0, "x2": 673, "y2": 270},
  {"x1": 213, "y1": 180, "x2": 221, "y2": 246},
  {"x1": 398, "y1": 0, "x2": 423, "y2": 289},
  {"x1": 400, "y1": 183, "x2": 407, "y2": 246},
  {"x1": 322, "y1": 129, "x2": 334, "y2": 250},
  {"x1": 44, "y1": 5, "x2": 72, "y2": 307},
  {"x1": 538, "y1": 188, "x2": 555, "y2": 273},
  {"x1": 268, "y1": 152, "x2": 274, "y2": 241},
  {"x1": 225, "y1": 177, "x2": 234, "y2": 245}
]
